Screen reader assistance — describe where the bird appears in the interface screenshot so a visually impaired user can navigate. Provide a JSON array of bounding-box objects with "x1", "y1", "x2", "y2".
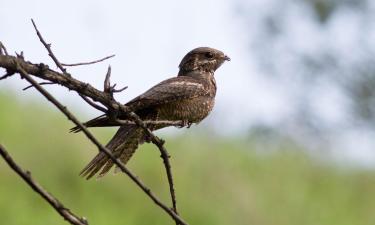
[{"x1": 72, "y1": 47, "x2": 230, "y2": 179}]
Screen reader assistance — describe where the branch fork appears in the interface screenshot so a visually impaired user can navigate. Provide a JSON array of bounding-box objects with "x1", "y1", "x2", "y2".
[{"x1": 0, "y1": 19, "x2": 187, "y2": 225}]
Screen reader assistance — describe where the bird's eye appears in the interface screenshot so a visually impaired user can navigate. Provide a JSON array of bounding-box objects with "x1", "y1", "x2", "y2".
[{"x1": 205, "y1": 52, "x2": 214, "y2": 58}]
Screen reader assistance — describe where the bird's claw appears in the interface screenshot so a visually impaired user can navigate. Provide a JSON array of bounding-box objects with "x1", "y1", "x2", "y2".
[{"x1": 180, "y1": 120, "x2": 192, "y2": 128}]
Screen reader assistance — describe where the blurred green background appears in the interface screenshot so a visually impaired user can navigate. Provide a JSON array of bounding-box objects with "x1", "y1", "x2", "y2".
[{"x1": 1, "y1": 91, "x2": 375, "y2": 225}]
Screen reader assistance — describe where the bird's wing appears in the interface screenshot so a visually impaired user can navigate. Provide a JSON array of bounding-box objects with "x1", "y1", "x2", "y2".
[
  {"x1": 70, "y1": 76, "x2": 207, "y2": 132},
  {"x1": 126, "y1": 76, "x2": 208, "y2": 111}
]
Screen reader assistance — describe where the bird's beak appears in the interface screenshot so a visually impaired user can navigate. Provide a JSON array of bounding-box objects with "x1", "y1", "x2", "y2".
[{"x1": 224, "y1": 55, "x2": 231, "y2": 61}]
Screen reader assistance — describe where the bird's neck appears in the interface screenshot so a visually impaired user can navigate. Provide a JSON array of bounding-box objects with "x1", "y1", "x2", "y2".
[
  {"x1": 178, "y1": 68, "x2": 214, "y2": 77},
  {"x1": 179, "y1": 70, "x2": 217, "y2": 96}
]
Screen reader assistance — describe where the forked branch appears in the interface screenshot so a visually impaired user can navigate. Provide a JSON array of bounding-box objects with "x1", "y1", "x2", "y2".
[
  {"x1": 0, "y1": 19, "x2": 187, "y2": 225},
  {"x1": 0, "y1": 144, "x2": 88, "y2": 225}
]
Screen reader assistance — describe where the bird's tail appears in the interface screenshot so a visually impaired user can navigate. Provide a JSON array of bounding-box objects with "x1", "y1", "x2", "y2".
[
  {"x1": 79, "y1": 124, "x2": 144, "y2": 179},
  {"x1": 70, "y1": 115, "x2": 119, "y2": 133}
]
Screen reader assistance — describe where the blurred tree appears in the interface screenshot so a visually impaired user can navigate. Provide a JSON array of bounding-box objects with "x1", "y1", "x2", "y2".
[{"x1": 238, "y1": 0, "x2": 375, "y2": 144}]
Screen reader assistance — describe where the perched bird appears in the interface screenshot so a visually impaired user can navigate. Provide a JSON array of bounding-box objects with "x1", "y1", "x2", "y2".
[{"x1": 72, "y1": 47, "x2": 230, "y2": 179}]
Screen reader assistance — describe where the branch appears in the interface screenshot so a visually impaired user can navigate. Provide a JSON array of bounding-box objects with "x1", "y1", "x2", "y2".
[
  {"x1": 0, "y1": 54, "x2": 183, "y2": 223},
  {"x1": 2, "y1": 21, "x2": 182, "y2": 222},
  {"x1": 23, "y1": 81, "x2": 54, "y2": 91},
  {"x1": 13, "y1": 61, "x2": 188, "y2": 225},
  {"x1": 103, "y1": 66, "x2": 128, "y2": 98},
  {"x1": 0, "y1": 41, "x2": 9, "y2": 55},
  {"x1": 79, "y1": 94, "x2": 107, "y2": 113},
  {"x1": 31, "y1": 19, "x2": 68, "y2": 74},
  {"x1": 0, "y1": 144, "x2": 88, "y2": 225},
  {"x1": 0, "y1": 72, "x2": 14, "y2": 80},
  {"x1": 0, "y1": 54, "x2": 183, "y2": 218},
  {"x1": 61, "y1": 54, "x2": 115, "y2": 67}
]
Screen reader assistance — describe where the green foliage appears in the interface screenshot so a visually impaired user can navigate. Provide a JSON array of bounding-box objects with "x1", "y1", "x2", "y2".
[{"x1": 1, "y1": 92, "x2": 375, "y2": 225}]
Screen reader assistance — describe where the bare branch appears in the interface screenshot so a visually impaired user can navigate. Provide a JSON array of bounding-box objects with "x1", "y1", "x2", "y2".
[
  {"x1": 0, "y1": 54, "x2": 182, "y2": 217},
  {"x1": 100, "y1": 65, "x2": 180, "y2": 218},
  {"x1": 0, "y1": 54, "x2": 183, "y2": 222},
  {"x1": 16, "y1": 51, "x2": 24, "y2": 60},
  {"x1": 31, "y1": 19, "x2": 68, "y2": 75},
  {"x1": 79, "y1": 94, "x2": 107, "y2": 113},
  {"x1": 62, "y1": 54, "x2": 115, "y2": 67},
  {"x1": 0, "y1": 72, "x2": 14, "y2": 80},
  {"x1": 0, "y1": 144, "x2": 88, "y2": 225},
  {"x1": 23, "y1": 81, "x2": 54, "y2": 91},
  {"x1": 104, "y1": 65, "x2": 112, "y2": 93},
  {"x1": 112, "y1": 85, "x2": 128, "y2": 93},
  {"x1": 0, "y1": 41, "x2": 9, "y2": 55},
  {"x1": 13, "y1": 61, "x2": 188, "y2": 225}
]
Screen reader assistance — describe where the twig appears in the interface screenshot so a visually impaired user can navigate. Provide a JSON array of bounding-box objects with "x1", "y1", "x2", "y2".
[
  {"x1": 0, "y1": 144, "x2": 88, "y2": 225},
  {"x1": 104, "y1": 65, "x2": 112, "y2": 94},
  {"x1": 0, "y1": 41, "x2": 9, "y2": 55},
  {"x1": 102, "y1": 67, "x2": 179, "y2": 218},
  {"x1": 79, "y1": 94, "x2": 107, "y2": 113},
  {"x1": 0, "y1": 55, "x2": 132, "y2": 113},
  {"x1": 103, "y1": 66, "x2": 128, "y2": 97},
  {"x1": 14, "y1": 61, "x2": 188, "y2": 225},
  {"x1": 112, "y1": 84, "x2": 128, "y2": 93},
  {"x1": 23, "y1": 81, "x2": 54, "y2": 90},
  {"x1": 61, "y1": 54, "x2": 115, "y2": 67},
  {"x1": 16, "y1": 51, "x2": 24, "y2": 60},
  {"x1": 152, "y1": 133, "x2": 179, "y2": 220},
  {"x1": 31, "y1": 19, "x2": 68, "y2": 75},
  {"x1": 118, "y1": 111, "x2": 180, "y2": 219},
  {"x1": 0, "y1": 72, "x2": 14, "y2": 80}
]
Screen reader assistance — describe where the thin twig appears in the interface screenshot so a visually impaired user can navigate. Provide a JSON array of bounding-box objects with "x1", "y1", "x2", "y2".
[
  {"x1": 0, "y1": 72, "x2": 13, "y2": 80},
  {"x1": 79, "y1": 94, "x2": 107, "y2": 113},
  {"x1": 119, "y1": 111, "x2": 180, "y2": 219},
  {"x1": 102, "y1": 67, "x2": 179, "y2": 217},
  {"x1": 14, "y1": 61, "x2": 188, "y2": 225},
  {"x1": 62, "y1": 55, "x2": 115, "y2": 67},
  {"x1": 23, "y1": 81, "x2": 54, "y2": 90},
  {"x1": 103, "y1": 66, "x2": 128, "y2": 96},
  {"x1": 0, "y1": 144, "x2": 88, "y2": 225},
  {"x1": 112, "y1": 85, "x2": 128, "y2": 93},
  {"x1": 104, "y1": 65, "x2": 112, "y2": 93},
  {"x1": 31, "y1": 19, "x2": 68, "y2": 75},
  {"x1": 0, "y1": 41, "x2": 9, "y2": 55}
]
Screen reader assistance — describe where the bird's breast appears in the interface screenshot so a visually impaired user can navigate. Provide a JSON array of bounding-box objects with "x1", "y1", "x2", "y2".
[{"x1": 156, "y1": 96, "x2": 215, "y2": 123}]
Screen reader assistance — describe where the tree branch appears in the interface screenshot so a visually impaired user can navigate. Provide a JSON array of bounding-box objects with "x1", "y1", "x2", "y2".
[
  {"x1": 0, "y1": 54, "x2": 182, "y2": 220},
  {"x1": 23, "y1": 81, "x2": 54, "y2": 91},
  {"x1": 61, "y1": 54, "x2": 115, "y2": 67},
  {"x1": 12, "y1": 60, "x2": 188, "y2": 225},
  {"x1": 79, "y1": 94, "x2": 108, "y2": 113},
  {"x1": 0, "y1": 41, "x2": 9, "y2": 55},
  {"x1": 31, "y1": 19, "x2": 68, "y2": 75},
  {"x1": 1, "y1": 20, "x2": 183, "y2": 223},
  {"x1": 0, "y1": 144, "x2": 88, "y2": 225}
]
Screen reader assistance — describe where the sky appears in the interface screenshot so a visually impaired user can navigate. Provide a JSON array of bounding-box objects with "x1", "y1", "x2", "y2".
[
  {"x1": 0, "y1": 0, "x2": 275, "y2": 130},
  {"x1": 1, "y1": 0, "x2": 375, "y2": 167}
]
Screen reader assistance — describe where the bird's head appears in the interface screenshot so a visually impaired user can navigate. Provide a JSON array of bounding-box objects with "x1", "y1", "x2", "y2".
[{"x1": 178, "y1": 47, "x2": 230, "y2": 76}]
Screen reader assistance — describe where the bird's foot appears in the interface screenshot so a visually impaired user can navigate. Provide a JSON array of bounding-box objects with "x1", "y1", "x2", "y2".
[
  {"x1": 144, "y1": 135, "x2": 152, "y2": 143},
  {"x1": 180, "y1": 120, "x2": 193, "y2": 128}
]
